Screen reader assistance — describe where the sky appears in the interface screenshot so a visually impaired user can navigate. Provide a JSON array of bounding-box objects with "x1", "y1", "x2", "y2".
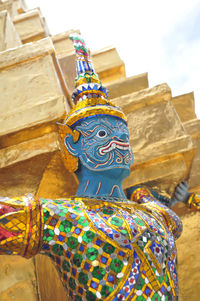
[{"x1": 26, "y1": 0, "x2": 200, "y2": 118}]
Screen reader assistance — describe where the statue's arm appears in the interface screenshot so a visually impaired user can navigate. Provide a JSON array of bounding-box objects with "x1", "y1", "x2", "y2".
[
  {"x1": 127, "y1": 185, "x2": 171, "y2": 207},
  {"x1": 0, "y1": 194, "x2": 44, "y2": 258},
  {"x1": 127, "y1": 186, "x2": 183, "y2": 239}
]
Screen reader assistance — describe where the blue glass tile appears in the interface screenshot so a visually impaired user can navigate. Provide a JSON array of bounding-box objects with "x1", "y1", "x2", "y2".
[
  {"x1": 108, "y1": 275, "x2": 114, "y2": 282},
  {"x1": 96, "y1": 239, "x2": 102, "y2": 246},
  {"x1": 101, "y1": 256, "x2": 108, "y2": 264},
  {"x1": 79, "y1": 244, "x2": 84, "y2": 251},
  {"x1": 75, "y1": 228, "x2": 81, "y2": 235},
  {"x1": 84, "y1": 262, "x2": 90, "y2": 270}
]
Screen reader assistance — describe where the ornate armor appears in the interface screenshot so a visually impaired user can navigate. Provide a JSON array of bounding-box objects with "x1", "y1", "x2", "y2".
[{"x1": 0, "y1": 187, "x2": 183, "y2": 300}]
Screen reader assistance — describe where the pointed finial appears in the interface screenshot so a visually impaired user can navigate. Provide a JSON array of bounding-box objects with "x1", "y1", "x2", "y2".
[{"x1": 69, "y1": 33, "x2": 108, "y2": 103}]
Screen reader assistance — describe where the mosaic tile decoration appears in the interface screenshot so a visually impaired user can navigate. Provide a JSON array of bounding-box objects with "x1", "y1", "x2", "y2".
[{"x1": 0, "y1": 187, "x2": 196, "y2": 300}]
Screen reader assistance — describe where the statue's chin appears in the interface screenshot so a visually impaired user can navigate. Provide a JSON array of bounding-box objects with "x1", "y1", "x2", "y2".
[
  {"x1": 102, "y1": 167, "x2": 130, "y2": 181},
  {"x1": 80, "y1": 158, "x2": 130, "y2": 178}
]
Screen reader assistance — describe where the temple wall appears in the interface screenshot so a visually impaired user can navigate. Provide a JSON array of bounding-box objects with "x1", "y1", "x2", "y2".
[{"x1": 0, "y1": 1, "x2": 199, "y2": 300}]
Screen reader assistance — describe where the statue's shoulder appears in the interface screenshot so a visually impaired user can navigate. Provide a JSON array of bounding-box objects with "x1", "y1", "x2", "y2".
[{"x1": 40, "y1": 197, "x2": 84, "y2": 215}]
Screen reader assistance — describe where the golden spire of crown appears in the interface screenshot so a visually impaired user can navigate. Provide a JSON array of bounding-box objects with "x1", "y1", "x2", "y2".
[{"x1": 63, "y1": 33, "x2": 127, "y2": 127}]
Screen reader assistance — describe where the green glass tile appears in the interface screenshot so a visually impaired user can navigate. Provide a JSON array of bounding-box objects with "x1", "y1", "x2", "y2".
[
  {"x1": 157, "y1": 274, "x2": 164, "y2": 284},
  {"x1": 78, "y1": 272, "x2": 88, "y2": 285},
  {"x1": 58, "y1": 211, "x2": 66, "y2": 217},
  {"x1": 67, "y1": 237, "x2": 78, "y2": 249},
  {"x1": 54, "y1": 200, "x2": 65, "y2": 204},
  {"x1": 101, "y1": 285, "x2": 113, "y2": 298},
  {"x1": 110, "y1": 258, "x2": 123, "y2": 273},
  {"x1": 62, "y1": 259, "x2": 70, "y2": 272},
  {"x1": 63, "y1": 208, "x2": 69, "y2": 213},
  {"x1": 83, "y1": 230, "x2": 95, "y2": 243},
  {"x1": 103, "y1": 243, "x2": 115, "y2": 254},
  {"x1": 52, "y1": 244, "x2": 64, "y2": 256},
  {"x1": 135, "y1": 218, "x2": 145, "y2": 226},
  {"x1": 73, "y1": 206, "x2": 82, "y2": 212},
  {"x1": 86, "y1": 247, "x2": 98, "y2": 261},
  {"x1": 165, "y1": 273, "x2": 170, "y2": 286},
  {"x1": 73, "y1": 253, "x2": 83, "y2": 267},
  {"x1": 92, "y1": 266, "x2": 106, "y2": 280},
  {"x1": 78, "y1": 216, "x2": 89, "y2": 227},
  {"x1": 43, "y1": 229, "x2": 54, "y2": 242},
  {"x1": 152, "y1": 292, "x2": 161, "y2": 301},
  {"x1": 102, "y1": 208, "x2": 114, "y2": 215},
  {"x1": 136, "y1": 276, "x2": 145, "y2": 290},
  {"x1": 43, "y1": 210, "x2": 50, "y2": 222},
  {"x1": 59, "y1": 220, "x2": 72, "y2": 233},
  {"x1": 121, "y1": 229, "x2": 129, "y2": 236},
  {"x1": 110, "y1": 217, "x2": 123, "y2": 227}
]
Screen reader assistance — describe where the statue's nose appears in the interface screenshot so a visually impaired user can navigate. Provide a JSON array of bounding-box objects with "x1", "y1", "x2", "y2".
[{"x1": 116, "y1": 132, "x2": 129, "y2": 142}]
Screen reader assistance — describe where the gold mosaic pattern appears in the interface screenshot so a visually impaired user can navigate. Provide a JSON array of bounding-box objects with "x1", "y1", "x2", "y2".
[
  {"x1": 187, "y1": 193, "x2": 200, "y2": 210},
  {"x1": 130, "y1": 187, "x2": 183, "y2": 239},
  {"x1": 57, "y1": 123, "x2": 79, "y2": 172},
  {"x1": 64, "y1": 105, "x2": 127, "y2": 128},
  {"x1": 0, "y1": 195, "x2": 43, "y2": 258}
]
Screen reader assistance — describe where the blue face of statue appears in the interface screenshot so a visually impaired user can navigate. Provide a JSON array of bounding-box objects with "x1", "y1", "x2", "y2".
[{"x1": 65, "y1": 116, "x2": 134, "y2": 173}]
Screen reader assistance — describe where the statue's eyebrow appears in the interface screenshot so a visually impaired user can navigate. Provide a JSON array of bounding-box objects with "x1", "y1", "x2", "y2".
[
  {"x1": 76, "y1": 120, "x2": 98, "y2": 132},
  {"x1": 76, "y1": 119, "x2": 112, "y2": 136}
]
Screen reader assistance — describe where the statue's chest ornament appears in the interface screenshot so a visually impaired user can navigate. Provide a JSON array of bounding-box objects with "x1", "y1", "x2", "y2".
[
  {"x1": 74, "y1": 198, "x2": 173, "y2": 296},
  {"x1": 43, "y1": 197, "x2": 177, "y2": 300},
  {"x1": 81, "y1": 197, "x2": 167, "y2": 241}
]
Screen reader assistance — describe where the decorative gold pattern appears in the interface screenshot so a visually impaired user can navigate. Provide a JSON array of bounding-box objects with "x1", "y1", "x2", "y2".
[
  {"x1": 0, "y1": 195, "x2": 44, "y2": 259},
  {"x1": 64, "y1": 105, "x2": 127, "y2": 127},
  {"x1": 57, "y1": 123, "x2": 79, "y2": 173},
  {"x1": 187, "y1": 193, "x2": 200, "y2": 210}
]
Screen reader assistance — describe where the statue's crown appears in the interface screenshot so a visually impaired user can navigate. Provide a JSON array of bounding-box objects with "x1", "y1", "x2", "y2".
[{"x1": 64, "y1": 33, "x2": 127, "y2": 127}]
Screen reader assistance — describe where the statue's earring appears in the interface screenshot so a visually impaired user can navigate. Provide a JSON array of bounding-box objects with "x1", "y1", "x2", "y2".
[{"x1": 57, "y1": 123, "x2": 80, "y2": 173}]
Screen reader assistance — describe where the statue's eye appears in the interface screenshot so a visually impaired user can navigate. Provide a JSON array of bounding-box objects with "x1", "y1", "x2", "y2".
[{"x1": 96, "y1": 130, "x2": 108, "y2": 138}]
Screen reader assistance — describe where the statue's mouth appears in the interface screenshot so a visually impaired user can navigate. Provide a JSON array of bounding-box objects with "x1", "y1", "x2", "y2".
[{"x1": 99, "y1": 140, "x2": 130, "y2": 155}]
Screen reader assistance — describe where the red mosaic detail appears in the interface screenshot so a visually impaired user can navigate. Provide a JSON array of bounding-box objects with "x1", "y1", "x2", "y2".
[{"x1": 0, "y1": 226, "x2": 18, "y2": 241}]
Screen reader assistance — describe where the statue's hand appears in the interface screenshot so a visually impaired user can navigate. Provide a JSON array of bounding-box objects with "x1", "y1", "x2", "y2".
[{"x1": 171, "y1": 181, "x2": 191, "y2": 207}]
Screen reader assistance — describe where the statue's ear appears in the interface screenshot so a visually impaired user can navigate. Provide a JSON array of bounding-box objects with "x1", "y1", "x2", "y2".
[
  {"x1": 64, "y1": 132, "x2": 80, "y2": 157},
  {"x1": 57, "y1": 123, "x2": 80, "y2": 157}
]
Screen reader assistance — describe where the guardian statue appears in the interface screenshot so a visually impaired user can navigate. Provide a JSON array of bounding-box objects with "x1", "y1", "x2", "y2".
[{"x1": 0, "y1": 35, "x2": 199, "y2": 301}]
